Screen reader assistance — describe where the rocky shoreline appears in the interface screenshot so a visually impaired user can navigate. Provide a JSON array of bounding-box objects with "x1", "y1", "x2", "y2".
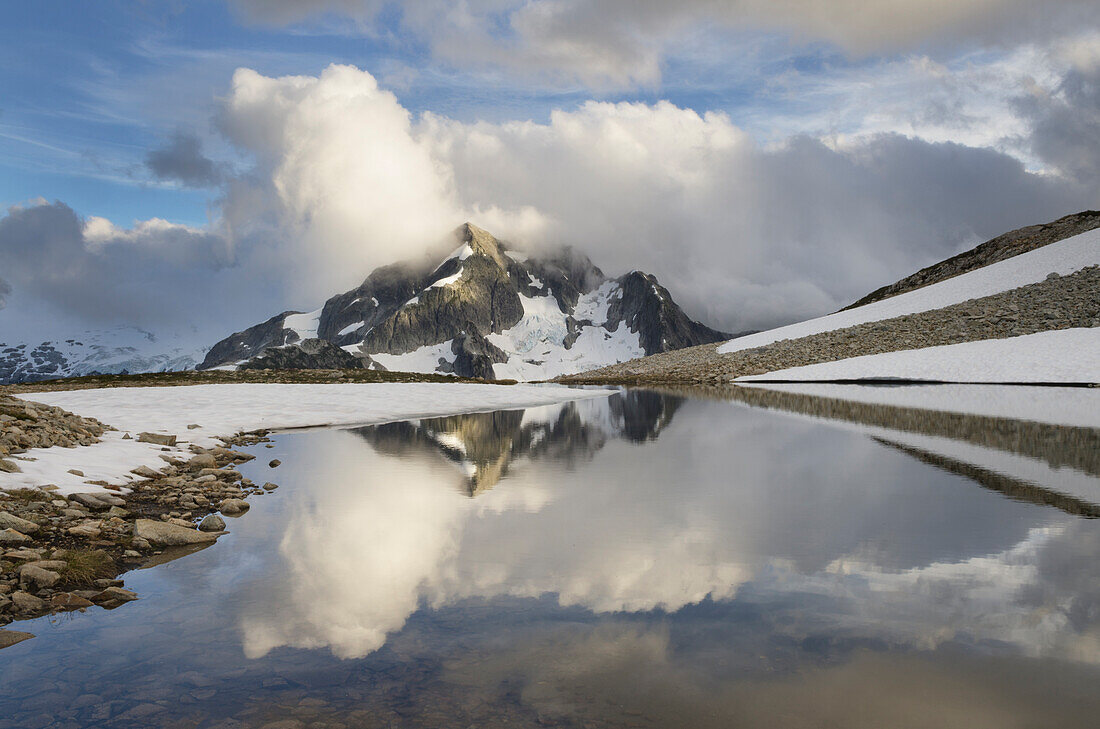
[
  {"x1": 558, "y1": 265, "x2": 1100, "y2": 386},
  {"x1": 1, "y1": 394, "x2": 280, "y2": 633}
]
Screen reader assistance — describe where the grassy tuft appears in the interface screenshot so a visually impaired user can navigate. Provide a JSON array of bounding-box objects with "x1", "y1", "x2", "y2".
[
  {"x1": 2, "y1": 488, "x2": 49, "y2": 504},
  {"x1": 59, "y1": 549, "x2": 117, "y2": 583}
]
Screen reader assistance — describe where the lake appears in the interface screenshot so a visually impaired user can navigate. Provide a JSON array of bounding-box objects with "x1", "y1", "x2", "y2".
[{"x1": 2, "y1": 387, "x2": 1099, "y2": 728}]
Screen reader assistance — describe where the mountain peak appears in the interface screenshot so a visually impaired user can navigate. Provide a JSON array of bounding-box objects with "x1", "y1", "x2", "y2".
[{"x1": 455, "y1": 222, "x2": 507, "y2": 267}]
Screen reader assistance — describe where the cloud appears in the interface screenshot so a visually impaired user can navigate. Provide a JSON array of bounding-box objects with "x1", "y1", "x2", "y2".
[
  {"x1": 145, "y1": 131, "x2": 225, "y2": 187},
  {"x1": 228, "y1": 0, "x2": 1100, "y2": 88},
  {"x1": 6, "y1": 62, "x2": 1094, "y2": 341},
  {"x1": 423, "y1": 96, "x2": 1090, "y2": 329},
  {"x1": 216, "y1": 64, "x2": 465, "y2": 299},
  {"x1": 204, "y1": 64, "x2": 1094, "y2": 333},
  {"x1": 1016, "y1": 60, "x2": 1100, "y2": 187},
  {"x1": 0, "y1": 201, "x2": 238, "y2": 338}
]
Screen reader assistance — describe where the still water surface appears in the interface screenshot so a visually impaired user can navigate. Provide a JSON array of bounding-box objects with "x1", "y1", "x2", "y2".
[{"x1": 2, "y1": 389, "x2": 1099, "y2": 728}]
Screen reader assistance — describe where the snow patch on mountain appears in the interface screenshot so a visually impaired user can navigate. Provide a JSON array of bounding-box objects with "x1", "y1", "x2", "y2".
[{"x1": 0, "y1": 326, "x2": 206, "y2": 384}]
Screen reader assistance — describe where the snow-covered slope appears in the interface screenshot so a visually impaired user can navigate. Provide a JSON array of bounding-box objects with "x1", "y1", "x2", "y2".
[
  {"x1": 736, "y1": 328, "x2": 1100, "y2": 384},
  {"x1": 0, "y1": 326, "x2": 206, "y2": 384},
  {"x1": 718, "y1": 227, "x2": 1099, "y2": 355},
  {"x1": 203, "y1": 223, "x2": 727, "y2": 380}
]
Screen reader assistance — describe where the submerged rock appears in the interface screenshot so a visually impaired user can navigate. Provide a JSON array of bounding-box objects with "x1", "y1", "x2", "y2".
[
  {"x1": 218, "y1": 499, "x2": 250, "y2": 516},
  {"x1": 198, "y1": 514, "x2": 226, "y2": 532},
  {"x1": 0, "y1": 630, "x2": 34, "y2": 650}
]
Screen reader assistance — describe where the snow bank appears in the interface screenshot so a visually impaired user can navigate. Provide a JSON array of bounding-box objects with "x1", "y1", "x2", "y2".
[
  {"x1": 1, "y1": 383, "x2": 611, "y2": 495},
  {"x1": 719, "y1": 228, "x2": 1100, "y2": 355},
  {"x1": 737, "y1": 382, "x2": 1100, "y2": 429},
  {"x1": 735, "y1": 328, "x2": 1100, "y2": 385}
]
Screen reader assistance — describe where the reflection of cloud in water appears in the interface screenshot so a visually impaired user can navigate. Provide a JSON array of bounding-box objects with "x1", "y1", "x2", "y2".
[
  {"x1": 443, "y1": 622, "x2": 1100, "y2": 729},
  {"x1": 238, "y1": 394, "x2": 1100, "y2": 664}
]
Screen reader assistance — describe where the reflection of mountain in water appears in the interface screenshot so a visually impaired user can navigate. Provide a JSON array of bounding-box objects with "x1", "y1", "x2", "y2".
[{"x1": 353, "y1": 391, "x2": 681, "y2": 495}]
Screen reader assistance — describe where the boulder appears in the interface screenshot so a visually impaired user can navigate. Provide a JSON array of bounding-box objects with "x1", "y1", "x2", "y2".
[
  {"x1": 91, "y1": 586, "x2": 139, "y2": 609},
  {"x1": 189, "y1": 453, "x2": 217, "y2": 470},
  {"x1": 0, "y1": 511, "x2": 40, "y2": 534},
  {"x1": 137, "y1": 432, "x2": 177, "y2": 446},
  {"x1": 11, "y1": 590, "x2": 46, "y2": 613},
  {"x1": 198, "y1": 514, "x2": 226, "y2": 532},
  {"x1": 68, "y1": 522, "x2": 102, "y2": 538},
  {"x1": 0, "y1": 529, "x2": 30, "y2": 544},
  {"x1": 134, "y1": 519, "x2": 221, "y2": 546},
  {"x1": 51, "y1": 593, "x2": 94, "y2": 610},
  {"x1": 219, "y1": 499, "x2": 250, "y2": 516},
  {"x1": 19, "y1": 565, "x2": 60, "y2": 589},
  {"x1": 70, "y1": 492, "x2": 126, "y2": 511},
  {"x1": 130, "y1": 465, "x2": 162, "y2": 479}
]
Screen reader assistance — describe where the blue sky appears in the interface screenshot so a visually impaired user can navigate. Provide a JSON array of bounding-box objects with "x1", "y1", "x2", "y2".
[{"x1": 1, "y1": 1, "x2": 1097, "y2": 341}]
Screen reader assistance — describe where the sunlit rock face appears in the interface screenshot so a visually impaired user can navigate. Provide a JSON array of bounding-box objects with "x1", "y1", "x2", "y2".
[
  {"x1": 236, "y1": 392, "x2": 1100, "y2": 663},
  {"x1": 200, "y1": 223, "x2": 729, "y2": 379}
]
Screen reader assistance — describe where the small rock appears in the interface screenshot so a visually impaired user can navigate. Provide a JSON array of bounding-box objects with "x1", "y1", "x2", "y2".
[
  {"x1": 67, "y1": 469, "x2": 85, "y2": 477},
  {"x1": 137, "y1": 432, "x2": 177, "y2": 446},
  {"x1": 263, "y1": 482, "x2": 279, "y2": 491},
  {"x1": 219, "y1": 499, "x2": 250, "y2": 516},
  {"x1": 194, "y1": 474, "x2": 217, "y2": 483},
  {"x1": 122, "y1": 433, "x2": 132, "y2": 440},
  {"x1": 268, "y1": 459, "x2": 281, "y2": 468},
  {"x1": 123, "y1": 550, "x2": 141, "y2": 558},
  {"x1": 107, "y1": 506, "x2": 130, "y2": 518},
  {"x1": 187, "y1": 423, "x2": 200, "y2": 430},
  {"x1": 134, "y1": 518, "x2": 221, "y2": 546},
  {"x1": 198, "y1": 514, "x2": 226, "y2": 532}
]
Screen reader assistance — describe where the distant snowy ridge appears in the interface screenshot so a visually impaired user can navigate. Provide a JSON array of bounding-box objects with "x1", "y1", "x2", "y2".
[{"x1": 0, "y1": 326, "x2": 206, "y2": 385}]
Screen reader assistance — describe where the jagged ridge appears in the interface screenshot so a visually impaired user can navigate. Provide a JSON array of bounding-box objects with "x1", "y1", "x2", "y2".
[{"x1": 200, "y1": 223, "x2": 728, "y2": 380}]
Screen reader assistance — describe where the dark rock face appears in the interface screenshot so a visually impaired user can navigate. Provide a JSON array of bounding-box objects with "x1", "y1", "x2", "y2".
[
  {"x1": 845, "y1": 210, "x2": 1100, "y2": 310},
  {"x1": 607, "y1": 271, "x2": 729, "y2": 355},
  {"x1": 198, "y1": 311, "x2": 304, "y2": 370},
  {"x1": 236, "y1": 339, "x2": 364, "y2": 371},
  {"x1": 201, "y1": 222, "x2": 729, "y2": 379},
  {"x1": 449, "y1": 330, "x2": 509, "y2": 379}
]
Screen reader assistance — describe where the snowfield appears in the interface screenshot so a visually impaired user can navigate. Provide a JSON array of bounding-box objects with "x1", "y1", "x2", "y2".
[
  {"x1": 718, "y1": 227, "x2": 1100, "y2": 355},
  {"x1": 366, "y1": 282, "x2": 646, "y2": 381},
  {"x1": 1, "y1": 383, "x2": 611, "y2": 495},
  {"x1": 735, "y1": 328, "x2": 1100, "y2": 385}
]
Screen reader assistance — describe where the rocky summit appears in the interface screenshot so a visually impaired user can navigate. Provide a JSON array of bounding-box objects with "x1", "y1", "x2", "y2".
[{"x1": 199, "y1": 223, "x2": 728, "y2": 380}]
